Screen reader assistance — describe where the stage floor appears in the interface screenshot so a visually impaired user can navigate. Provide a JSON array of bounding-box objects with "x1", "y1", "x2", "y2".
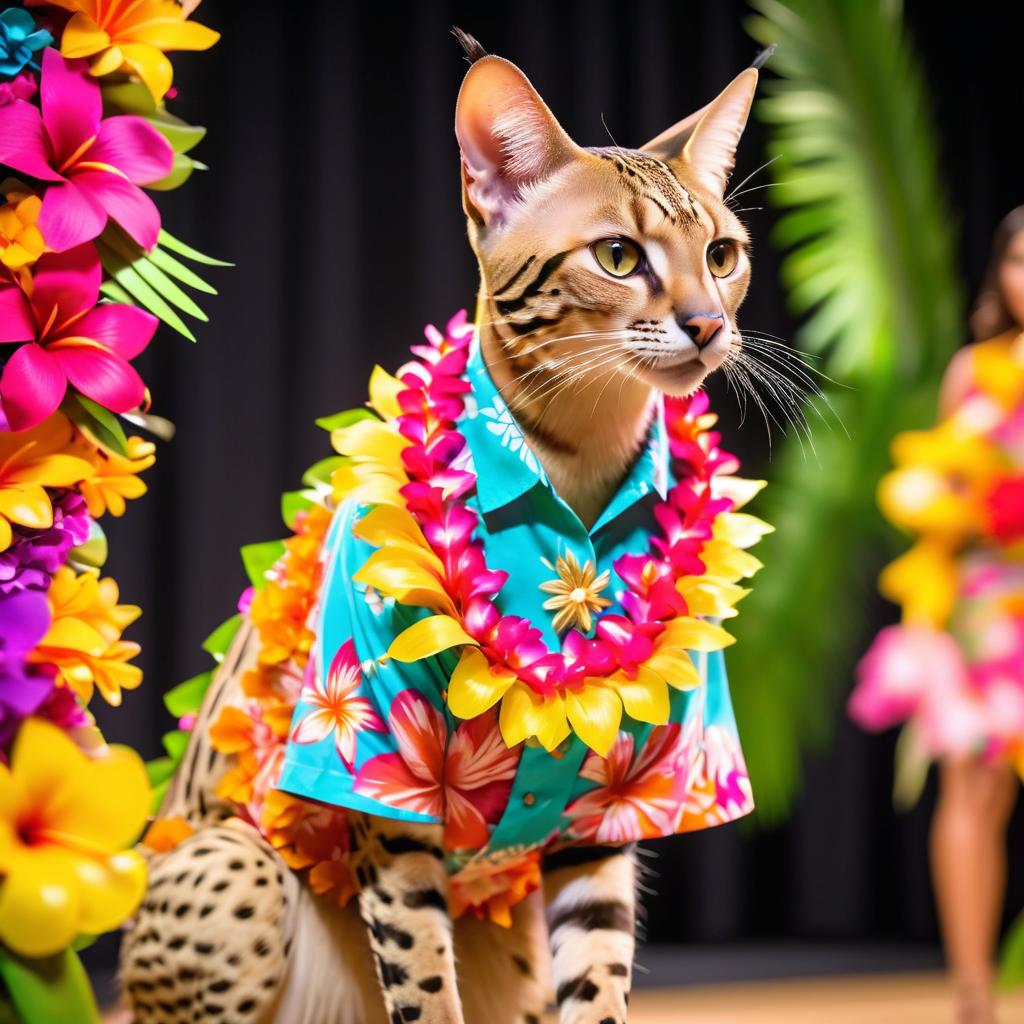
[{"x1": 547, "y1": 972, "x2": 1024, "y2": 1023}]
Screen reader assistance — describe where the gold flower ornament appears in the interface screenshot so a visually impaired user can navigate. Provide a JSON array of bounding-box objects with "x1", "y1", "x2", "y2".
[{"x1": 539, "y1": 550, "x2": 612, "y2": 633}]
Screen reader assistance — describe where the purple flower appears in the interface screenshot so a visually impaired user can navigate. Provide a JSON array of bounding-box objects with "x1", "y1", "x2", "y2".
[
  {"x1": 0, "y1": 491, "x2": 90, "y2": 595},
  {"x1": 0, "y1": 589, "x2": 55, "y2": 747}
]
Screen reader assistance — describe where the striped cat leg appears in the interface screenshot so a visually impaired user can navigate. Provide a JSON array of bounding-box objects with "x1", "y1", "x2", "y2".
[
  {"x1": 352, "y1": 814, "x2": 465, "y2": 1024},
  {"x1": 544, "y1": 846, "x2": 636, "y2": 1024}
]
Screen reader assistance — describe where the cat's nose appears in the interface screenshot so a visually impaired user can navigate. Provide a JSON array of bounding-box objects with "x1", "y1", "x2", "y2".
[{"x1": 678, "y1": 312, "x2": 724, "y2": 348}]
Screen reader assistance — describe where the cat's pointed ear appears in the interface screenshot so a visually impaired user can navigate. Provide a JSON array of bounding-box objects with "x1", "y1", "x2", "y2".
[
  {"x1": 642, "y1": 68, "x2": 758, "y2": 197},
  {"x1": 455, "y1": 56, "x2": 580, "y2": 228}
]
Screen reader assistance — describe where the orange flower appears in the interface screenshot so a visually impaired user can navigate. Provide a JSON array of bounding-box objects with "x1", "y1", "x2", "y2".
[
  {"x1": 142, "y1": 816, "x2": 194, "y2": 853},
  {"x1": 449, "y1": 852, "x2": 542, "y2": 928},
  {"x1": 0, "y1": 413, "x2": 92, "y2": 551},
  {"x1": 76, "y1": 435, "x2": 156, "y2": 518},
  {"x1": 43, "y1": 0, "x2": 220, "y2": 101},
  {"x1": 0, "y1": 186, "x2": 44, "y2": 272},
  {"x1": 29, "y1": 566, "x2": 142, "y2": 705}
]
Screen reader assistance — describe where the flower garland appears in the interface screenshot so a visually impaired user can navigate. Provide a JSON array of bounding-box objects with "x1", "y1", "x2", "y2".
[
  {"x1": 850, "y1": 331, "x2": 1024, "y2": 791},
  {"x1": 0, "y1": 1, "x2": 222, "y2": 1014},
  {"x1": 178, "y1": 311, "x2": 769, "y2": 927},
  {"x1": 335, "y1": 309, "x2": 772, "y2": 756}
]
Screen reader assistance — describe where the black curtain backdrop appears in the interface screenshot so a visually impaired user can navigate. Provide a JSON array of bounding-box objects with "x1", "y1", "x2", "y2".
[{"x1": 92, "y1": 0, "x2": 1024, "y2": 952}]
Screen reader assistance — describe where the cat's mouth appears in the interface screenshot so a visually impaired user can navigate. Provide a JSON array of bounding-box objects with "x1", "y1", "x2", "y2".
[{"x1": 638, "y1": 357, "x2": 713, "y2": 396}]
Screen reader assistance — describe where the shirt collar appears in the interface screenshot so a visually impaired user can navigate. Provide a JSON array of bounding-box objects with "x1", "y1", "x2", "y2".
[{"x1": 461, "y1": 330, "x2": 670, "y2": 522}]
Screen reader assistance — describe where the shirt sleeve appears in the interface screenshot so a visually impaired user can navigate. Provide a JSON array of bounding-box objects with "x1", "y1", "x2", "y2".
[{"x1": 276, "y1": 501, "x2": 448, "y2": 824}]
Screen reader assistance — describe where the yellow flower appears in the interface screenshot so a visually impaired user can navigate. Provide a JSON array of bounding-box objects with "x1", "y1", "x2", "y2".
[
  {"x1": 539, "y1": 551, "x2": 612, "y2": 633},
  {"x1": 879, "y1": 539, "x2": 959, "y2": 629},
  {"x1": 30, "y1": 567, "x2": 142, "y2": 706},
  {"x1": 0, "y1": 413, "x2": 93, "y2": 552},
  {"x1": 878, "y1": 421, "x2": 999, "y2": 539},
  {"x1": 48, "y1": 0, "x2": 220, "y2": 101},
  {"x1": 0, "y1": 187, "x2": 44, "y2": 272},
  {"x1": 0, "y1": 718, "x2": 149, "y2": 957},
  {"x1": 76, "y1": 435, "x2": 156, "y2": 518}
]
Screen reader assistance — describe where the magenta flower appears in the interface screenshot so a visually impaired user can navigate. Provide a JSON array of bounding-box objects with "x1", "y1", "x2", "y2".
[
  {"x1": 0, "y1": 243, "x2": 157, "y2": 430},
  {"x1": 0, "y1": 70, "x2": 36, "y2": 107},
  {"x1": 0, "y1": 588, "x2": 55, "y2": 747},
  {"x1": 0, "y1": 48, "x2": 173, "y2": 252}
]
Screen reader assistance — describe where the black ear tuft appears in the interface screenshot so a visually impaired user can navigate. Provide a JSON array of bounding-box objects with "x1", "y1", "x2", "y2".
[{"x1": 452, "y1": 26, "x2": 488, "y2": 64}]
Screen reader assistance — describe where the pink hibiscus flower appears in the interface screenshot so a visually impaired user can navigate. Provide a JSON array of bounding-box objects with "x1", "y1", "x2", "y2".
[
  {"x1": 290, "y1": 639, "x2": 385, "y2": 770},
  {"x1": 564, "y1": 724, "x2": 693, "y2": 844},
  {"x1": 0, "y1": 243, "x2": 156, "y2": 429},
  {"x1": 0, "y1": 48, "x2": 173, "y2": 252},
  {"x1": 355, "y1": 691, "x2": 520, "y2": 850},
  {"x1": 848, "y1": 624, "x2": 968, "y2": 734}
]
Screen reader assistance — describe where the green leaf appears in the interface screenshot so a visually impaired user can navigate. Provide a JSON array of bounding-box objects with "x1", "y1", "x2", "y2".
[
  {"x1": 147, "y1": 151, "x2": 201, "y2": 192},
  {"x1": 281, "y1": 489, "x2": 317, "y2": 529},
  {"x1": 999, "y1": 910, "x2": 1024, "y2": 990},
  {"x1": 162, "y1": 730, "x2": 189, "y2": 760},
  {"x1": 158, "y1": 229, "x2": 233, "y2": 267},
  {"x1": 315, "y1": 408, "x2": 377, "y2": 431},
  {"x1": 101, "y1": 80, "x2": 156, "y2": 116},
  {"x1": 202, "y1": 614, "x2": 243, "y2": 662},
  {"x1": 729, "y1": 0, "x2": 963, "y2": 824},
  {"x1": 97, "y1": 239, "x2": 196, "y2": 341},
  {"x1": 145, "y1": 111, "x2": 207, "y2": 154},
  {"x1": 147, "y1": 246, "x2": 218, "y2": 295},
  {"x1": 101, "y1": 227, "x2": 209, "y2": 321},
  {"x1": 302, "y1": 456, "x2": 346, "y2": 489},
  {"x1": 0, "y1": 947, "x2": 101, "y2": 1024},
  {"x1": 146, "y1": 756, "x2": 176, "y2": 788},
  {"x1": 163, "y1": 671, "x2": 214, "y2": 718},
  {"x1": 67, "y1": 520, "x2": 108, "y2": 573},
  {"x1": 98, "y1": 279, "x2": 133, "y2": 305},
  {"x1": 149, "y1": 777, "x2": 170, "y2": 813},
  {"x1": 61, "y1": 393, "x2": 130, "y2": 457},
  {"x1": 241, "y1": 539, "x2": 286, "y2": 589}
]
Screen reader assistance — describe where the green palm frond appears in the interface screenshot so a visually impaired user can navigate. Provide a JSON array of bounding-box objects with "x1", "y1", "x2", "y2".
[
  {"x1": 97, "y1": 225, "x2": 230, "y2": 340},
  {"x1": 729, "y1": 0, "x2": 963, "y2": 821}
]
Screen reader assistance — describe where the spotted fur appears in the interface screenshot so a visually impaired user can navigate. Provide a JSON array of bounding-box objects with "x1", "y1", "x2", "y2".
[{"x1": 122, "y1": 30, "x2": 759, "y2": 1024}]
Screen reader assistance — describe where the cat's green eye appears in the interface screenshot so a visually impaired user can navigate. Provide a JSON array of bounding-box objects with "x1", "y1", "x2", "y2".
[
  {"x1": 593, "y1": 238, "x2": 641, "y2": 278},
  {"x1": 707, "y1": 239, "x2": 739, "y2": 278}
]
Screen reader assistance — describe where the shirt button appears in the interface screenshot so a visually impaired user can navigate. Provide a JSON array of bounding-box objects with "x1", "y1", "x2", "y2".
[{"x1": 523, "y1": 793, "x2": 537, "y2": 807}]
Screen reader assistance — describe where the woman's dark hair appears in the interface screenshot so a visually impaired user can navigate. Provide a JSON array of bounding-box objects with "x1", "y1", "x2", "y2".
[{"x1": 971, "y1": 206, "x2": 1024, "y2": 340}]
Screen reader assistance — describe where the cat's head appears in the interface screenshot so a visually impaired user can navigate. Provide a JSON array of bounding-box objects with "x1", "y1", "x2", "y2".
[{"x1": 455, "y1": 36, "x2": 757, "y2": 398}]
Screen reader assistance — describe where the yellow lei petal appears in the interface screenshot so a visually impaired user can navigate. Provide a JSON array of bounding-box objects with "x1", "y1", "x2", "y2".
[
  {"x1": 699, "y1": 539, "x2": 764, "y2": 582},
  {"x1": 353, "y1": 504, "x2": 433, "y2": 554},
  {"x1": 368, "y1": 365, "x2": 405, "y2": 420},
  {"x1": 713, "y1": 511, "x2": 774, "y2": 549},
  {"x1": 332, "y1": 417, "x2": 410, "y2": 465},
  {"x1": 0, "y1": 484, "x2": 53, "y2": 531},
  {"x1": 388, "y1": 615, "x2": 478, "y2": 663},
  {"x1": 613, "y1": 666, "x2": 671, "y2": 725},
  {"x1": 658, "y1": 616, "x2": 735, "y2": 652},
  {"x1": 677, "y1": 577, "x2": 749, "y2": 618},
  {"x1": 447, "y1": 648, "x2": 515, "y2": 718},
  {"x1": 711, "y1": 476, "x2": 766, "y2": 510},
  {"x1": 499, "y1": 684, "x2": 569, "y2": 752},
  {"x1": 353, "y1": 548, "x2": 454, "y2": 615},
  {"x1": 644, "y1": 648, "x2": 701, "y2": 691},
  {"x1": 565, "y1": 684, "x2": 623, "y2": 757}
]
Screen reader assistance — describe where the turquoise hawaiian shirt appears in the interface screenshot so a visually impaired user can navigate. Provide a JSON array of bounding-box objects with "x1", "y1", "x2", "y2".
[{"x1": 277, "y1": 338, "x2": 753, "y2": 865}]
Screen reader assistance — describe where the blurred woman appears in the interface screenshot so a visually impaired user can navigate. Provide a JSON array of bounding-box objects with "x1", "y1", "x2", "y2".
[{"x1": 850, "y1": 207, "x2": 1024, "y2": 1024}]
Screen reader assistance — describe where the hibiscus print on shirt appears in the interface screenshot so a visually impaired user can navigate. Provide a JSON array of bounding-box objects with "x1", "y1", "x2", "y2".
[
  {"x1": 290, "y1": 639, "x2": 385, "y2": 770},
  {"x1": 354, "y1": 690, "x2": 520, "y2": 850}
]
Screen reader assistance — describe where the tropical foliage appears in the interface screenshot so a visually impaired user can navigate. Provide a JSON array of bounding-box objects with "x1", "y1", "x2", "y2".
[{"x1": 729, "y1": 0, "x2": 963, "y2": 820}]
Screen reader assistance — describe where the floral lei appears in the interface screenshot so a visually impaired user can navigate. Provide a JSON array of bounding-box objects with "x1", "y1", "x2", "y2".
[{"x1": 328, "y1": 309, "x2": 771, "y2": 756}]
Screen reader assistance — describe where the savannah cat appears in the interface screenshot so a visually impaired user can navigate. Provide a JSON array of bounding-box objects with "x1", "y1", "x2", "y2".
[{"x1": 120, "y1": 30, "x2": 761, "y2": 1024}]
